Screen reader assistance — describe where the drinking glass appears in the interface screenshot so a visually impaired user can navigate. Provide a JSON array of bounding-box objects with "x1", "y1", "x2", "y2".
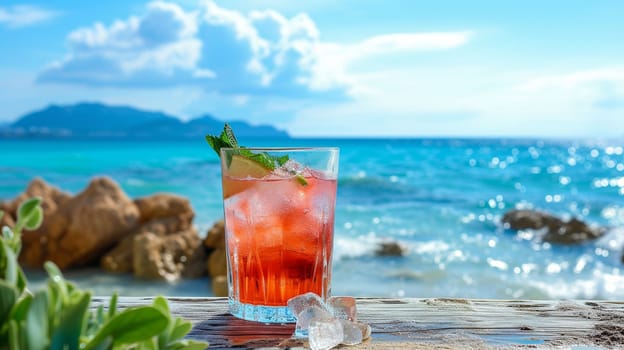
[{"x1": 220, "y1": 147, "x2": 339, "y2": 323}]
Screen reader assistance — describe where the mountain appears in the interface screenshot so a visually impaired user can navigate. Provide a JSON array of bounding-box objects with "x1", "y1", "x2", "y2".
[
  {"x1": 184, "y1": 115, "x2": 289, "y2": 138},
  {"x1": 2, "y1": 103, "x2": 289, "y2": 139}
]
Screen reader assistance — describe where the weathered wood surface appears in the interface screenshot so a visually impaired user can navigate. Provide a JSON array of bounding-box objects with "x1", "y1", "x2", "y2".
[{"x1": 93, "y1": 297, "x2": 624, "y2": 349}]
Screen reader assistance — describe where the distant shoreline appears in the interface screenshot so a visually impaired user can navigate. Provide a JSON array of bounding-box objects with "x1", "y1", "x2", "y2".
[{"x1": 0, "y1": 135, "x2": 621, "y2": 144}]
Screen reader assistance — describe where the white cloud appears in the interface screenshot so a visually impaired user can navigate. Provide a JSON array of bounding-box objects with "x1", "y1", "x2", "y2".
[
  {"x1": 517, "y1": 68, "x2": 624, "y2": 92},
  {"x1": 285, "y1": 66, "x2": 624, "y2": 138},
  {"x1": 510, "y1": 67, "x2": 624, "y2": 117},
  {"x1": 348, "y1": 32, "x2": 472, "y2": 59},
  {"x1": 38, "y1": 1, "x2": 207, "y2": 86},
  {"x1": 0, "y1": 5, "x2": 59, "y2": 28},
  {"x1": 37, "y1": 1, "x2": 472, "y2": 99}
]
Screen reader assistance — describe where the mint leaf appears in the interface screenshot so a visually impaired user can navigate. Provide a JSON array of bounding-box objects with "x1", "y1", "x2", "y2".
[
  {"x1": 295, "y1": 174, "x2": 308, "y2": 186},
  {"x1": 245, "y1": 151, "x2": 275, "y2": 170},
  {"x1": 205, "y1": 123, "x2": 239, "y2": 158},
  {"x1": 206, "y1": 125, "x2": 278, "y2": 170},
  {"x1": 206, "y1": 123, "x2": 309, "y2": 186},
  {"x1": 223, "y1": 123, "x2": 239, "y2": 148},
  {"x1": 276, "y1": 155, "x2": 289, "y2": 166},
  {"x1": 205, "y1": 135, "x2": 231, "y2": 157}
]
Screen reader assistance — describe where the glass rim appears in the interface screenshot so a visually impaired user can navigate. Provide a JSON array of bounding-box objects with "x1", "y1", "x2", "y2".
[{"x1": 220, "y1": 147, "x2": 339, "y2": 152}]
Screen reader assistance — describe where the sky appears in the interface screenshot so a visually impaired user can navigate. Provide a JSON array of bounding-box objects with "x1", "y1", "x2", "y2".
[{"x1": 0, "y1": 0, "x2": 623, "y2": 137}]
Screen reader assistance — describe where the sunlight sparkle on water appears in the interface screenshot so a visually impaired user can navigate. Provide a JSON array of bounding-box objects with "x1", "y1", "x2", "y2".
[
  {"x1": 559, "y1": 176, "x2": 571, "y2": 185},
  {"x1": 487, "y1": 258, "x2": 508, "y2": 271},
  {"x1": 546, "y1": 263, "x2": 562, "y2": 274}
]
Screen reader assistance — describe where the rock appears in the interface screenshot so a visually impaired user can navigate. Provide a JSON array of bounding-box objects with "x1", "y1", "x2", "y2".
[
  {"x1": 375, "y1": 241, "x2": 407, "y2": 256},
  {"x1": 101, "y1": 216, "x2": 194, "y2": 273},
  {"x1": 132, "y1": 228, "x2": 206, "y2": 281},
  {"x1": 501, "y1": 209, "x2": 562, "y2": 231},
  {"x1": 207, "y1": 248, "x2": 227, "y2": 277},
  {"x1": 203, "y1": 221, "x2": 227, "y2": 278},
  {"x1": 137, "y1": 216, "x2": 193, "y2": 235},
  {"x1": 542, "y1": 218, "x2": 605, "y2": 245},
  {"x1": 502, "y1": 209, "x2": 605, "y2": 245},
  {"x1": 203, "y1": 220, "x2": 225, "y2": 250},
  {"x1": 3, "y1": 177, "x2": 71, "y2": 216},
  {"x1": 6, "y1": 178, "x2": 72, "y2": 267},
  {"x1": 0, "y1": 203, "x2": 15, "y2": 228},
  {"x1": 211, "y1": 275, "x2": 228, "y2": 297},
  {"x1": 50, "y1": 177, "x2": 140, "y2": 268},
  {"x1": 134, "y1": 194, "x2": 194, "y2": 224},
  {"x1": 100, "y1": 236, "x2": 134, "y2": 273},
  {"x1": 6, "y1": 177, "x2": 206, "y2": 281}
]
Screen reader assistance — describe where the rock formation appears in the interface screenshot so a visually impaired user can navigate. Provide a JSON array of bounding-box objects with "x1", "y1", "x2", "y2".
[
  {"x1": 375, "y1": 241, "x2": 407, "y2": 256},
  {"x1": 132, "y1": 229, "x2": 205, "y2": 281},
  {"x1": 1, "y1": 177, "x2": 216, "y2": 282},
  {"x1": 203, "y1": 220, "x2": 228, "y2": 296},
  {"x1": 57, "y1": 177, "x2": 140, "y2": 267},
  {"x1": 0, "y1": 202, "x2": 15, "y2": 228},
  {"x1": 502, "y1": 209, "x2": 606, "y2": 244},
  {"x1": 100, "y1": 193, "x2": 201, "y2": 280}
]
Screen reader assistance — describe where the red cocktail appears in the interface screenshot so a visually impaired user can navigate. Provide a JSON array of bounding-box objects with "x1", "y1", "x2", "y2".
[{"x1": 220, "y1": 148, "x2": 339, "y2": 323}]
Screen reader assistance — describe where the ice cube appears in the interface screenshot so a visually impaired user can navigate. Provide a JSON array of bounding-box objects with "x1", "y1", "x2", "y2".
[
  {"x1": 283, "y1": 159, "x2": 304, "y2": 173},
  {"x1": 328, "y1": 296, "x2": 357, "y2": 321},
  {"x1": 309, "y1": 318, "x2": 344, "y2": 350},
  {"x1": 357, "y1": 321, "x2": 372, "y2": 340},
  {"x1": 295, "y1": 305, "x2": 333, "y2": 336},
  {"x1": 338, "y1": 319, "x2": 363, "y2": 345},
  {"x1": 288, "y1": 292, "x2": 327, "y2": 317}
]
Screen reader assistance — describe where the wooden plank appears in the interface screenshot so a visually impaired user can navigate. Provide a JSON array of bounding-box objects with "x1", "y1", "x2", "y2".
[{"x1": 94, "y1": 297, "x2": 624, "y2": 349}]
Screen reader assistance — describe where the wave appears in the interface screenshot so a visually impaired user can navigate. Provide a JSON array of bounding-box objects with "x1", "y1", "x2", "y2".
[
  {"x1": 338, "y1": 175, "x2": 461, "y2": 206},
  {"x1": 333, "y1": 234, "x2": 451, "y2": 261}
]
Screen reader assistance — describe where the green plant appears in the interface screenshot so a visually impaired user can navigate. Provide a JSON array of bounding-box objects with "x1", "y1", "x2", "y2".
[{"x1": 0, "y1": 197, "x2": 208, "y2": 350}]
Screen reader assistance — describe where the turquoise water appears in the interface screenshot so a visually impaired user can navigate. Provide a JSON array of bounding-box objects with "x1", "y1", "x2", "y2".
[{"x1": 2, "y1": 138, "x2": 624, "y2": 299}]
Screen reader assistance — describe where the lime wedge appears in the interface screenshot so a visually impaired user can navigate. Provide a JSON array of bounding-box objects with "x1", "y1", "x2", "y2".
[
  {"x1": 227, "y1": 154, "x2": 271, "y2": 178},
  {"x1": 222, "y1": 155, "x2": 271, "y2": 198}
]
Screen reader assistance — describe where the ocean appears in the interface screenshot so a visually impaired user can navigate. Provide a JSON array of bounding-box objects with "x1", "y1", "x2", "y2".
[{"x1": 2, "y1": 138, "x2": 624, "y2": 299}]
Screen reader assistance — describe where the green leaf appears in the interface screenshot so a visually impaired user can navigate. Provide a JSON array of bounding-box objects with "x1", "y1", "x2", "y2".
[
  {"x1": 16, "y1": 268, "x2": 28, "y2": 294},
  {"x1": 108, "y1": 292, "x2": 118, "y2": 319},
  {"x1": 1, "y1": 239, "x2": 18, "y2": 285},
  {"x1": 295, "y1": 174, "x2": 308, "y2": 186},
  {"x1": 45, "y1": 262, "x2": 68, "y2": 302},
  {"x1": 44, "y1": 261, "x2": 64, "y2": 280},
  {"x1": 152, "y1": 296, "x2": 169, "y2": 315},
  {"x1": 205, "y1": 135, "x2": 229, "y2": 157},
  {"x1": 89, "y1": 337, "x2": 112, "y2": 350},
  {"x1": 96, "y1": 305, "x2": 105, "y2": 327},
  {"x1": 85, "y1": 306, "x2": 168, "y2": 350},
  {"x1": 207, "y1": 124, "x2": 313, "y2": 187},
  {"x1": 16, "y1": 197, "x2": 42, "y2": 231},
  {"x1": 153, "y1": 296, "x2": 172, "y2": 348},
  {"x1": 172, "y1": 340, "x2": 209, "y2": 350},
  {"x1": 8, "y1": 320, "x2": 21, "y2": 350},
  {"x1": 25, "y1": 290, "x2": 49, "y2": 350},
  {"x1": 276, "y1": 155, "x2": 290, "y2": 166},
  {"x1": 46, "y1": 279, "x2": 60, "y2": 326},
  {"x1": 0, "y1": 280, "x2": 17, "y2": 325},
  {"x1": 169, "y1": 318, "x2": 192, "y2": 341},
  {"x1": 134, "y1": 338, "x2": 158, "y2": 350},
  {"x1": 223, "y1": 123, "x2": 238, "y2": 148},
  {"x1": 247, "y1": 152, "x2": 276, "y2": 170},
  {"x1": 9, "y1": 294, "x2": 32, "y2": 322},
  {"x1": 50, "y1": 291, "x2": 91, "y2": 350},
  {"x1": 22, "y1": 207, "x2": 43, "y2": 231}
]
